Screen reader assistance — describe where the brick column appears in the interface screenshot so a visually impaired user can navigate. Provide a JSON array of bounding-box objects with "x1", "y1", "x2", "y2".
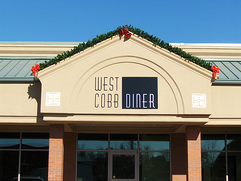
[
  {"x1": 48, "y1": 124, "x2": 64, "y2": 181},
  {"x1": 171, "y1": 133, "x2": 187, "y2": 181},
  {"x1": 64, "y1": 132, "x2": 77, "y2": 181},
  {"x1": 186, "y1": 126, "x2": 202, "y2": 181}
]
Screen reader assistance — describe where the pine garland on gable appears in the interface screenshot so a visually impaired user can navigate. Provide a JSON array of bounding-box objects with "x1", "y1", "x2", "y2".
[{"x1": 38, "y1": 25, "x2": 212, "y2": 71}]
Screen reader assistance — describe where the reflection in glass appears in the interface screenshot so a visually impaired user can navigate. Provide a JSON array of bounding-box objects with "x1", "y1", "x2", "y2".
[
  {"x1": 112, "y1": 154, "x2": 135, "y2": 179},
  {"x1": 227, "y1": 152, "x2": 241, "y2": 181},
  {"x1": 110, "y1": 134, "x2": 138, "y2": 150},
  {"x1": 0, "y1": 132, "x2": 20, "y2": 149},
  {"x1": 202, "y1": 152, "x2": 225, "y2": 181},
  {"x1": 78, "y1": 134, "x2": 108, "y2": 150},
  {"x1": 77, "y1": 151, "x2": 108, "y2": 181},
  {"x1": 21, "y1": 151, "x2": 48, "y2": 181},
  {"x1": 140, "y1": 134, "x2": 169, "y2": 151},
  {"x1": 227, "y1": 134, "x2": 241, "y2": 151},
  {"x1": 22, "y1": 133, "x2": 49, "y2": 149},
  {"x1": 201, "y1": 134, "x2": 225, "y2": 151},
  {"x1": 0, "y1": 151, "x2": 19, "y2": 181},
  {"x1": 140, "y1": 152, "x2": 170, "y2": 181}
]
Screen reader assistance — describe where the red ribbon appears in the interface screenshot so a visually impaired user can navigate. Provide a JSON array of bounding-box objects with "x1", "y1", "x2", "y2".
[
  {"x1": 32, "y1": 64, "x2": 40, "y2": 76},
  {"x1": 211, "y1": 65, "x2": 220, "y2": 78},
  {"x1": 119, "y1": 28, "x2": 132, "y2": 38}
]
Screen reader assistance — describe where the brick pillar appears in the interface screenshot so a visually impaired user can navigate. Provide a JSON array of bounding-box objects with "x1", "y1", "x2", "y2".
[
  {"x1": 48, "y1": 124, "x2": 64, "y2": 181},
  {"x1": 186, "y1": 126, "x2": 202, "y2": 181},
  {"x1": 171, "y1": 133, "x2": 188, "y2": 181},
  {"x1": 64, "y1": 132, "x2": 77, "y2": 181}
]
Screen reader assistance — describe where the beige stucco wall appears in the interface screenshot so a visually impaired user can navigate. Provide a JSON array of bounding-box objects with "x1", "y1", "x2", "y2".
[
  {"x1": 0, "y1": 82, "x2": 42, "y2": 123},
  {"x1": 38, "y1": 35, "x2": 212, "y2": 117},
  {"x1": 1, "y1": 40, "x2": 241, "y2": 131},
  {"x1": 206, "y1": 85, "x2": 241, "y2": 126}
]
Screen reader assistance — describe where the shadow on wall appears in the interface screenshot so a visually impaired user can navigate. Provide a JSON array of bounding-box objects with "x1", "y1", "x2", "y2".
[{"x1": 27, "y1": 82, "x2": 42, "y2": 122}]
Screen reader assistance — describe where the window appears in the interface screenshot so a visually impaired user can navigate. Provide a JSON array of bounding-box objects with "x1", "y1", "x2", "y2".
[
  {"x1": 0, "y1": 133, "x2": 49, "y2": 181},
  {"x1": 202, "y1": 134, "x2": 241, "y2": 181},
  {"x1": 77, "y1": 133, "x2": 170, "y2": 181}
]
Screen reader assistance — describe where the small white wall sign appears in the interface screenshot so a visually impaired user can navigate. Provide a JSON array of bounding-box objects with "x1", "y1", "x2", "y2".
[
  {"x1": 192, "y1": 94, "x2": 206, "y2": 108},
  {"x1": 46, "y1": 92, "x2": 60, "y2": 106}
]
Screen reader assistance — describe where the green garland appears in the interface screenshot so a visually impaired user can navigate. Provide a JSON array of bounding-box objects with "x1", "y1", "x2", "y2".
[{"x1": 38, "y1": 25, "x2": 212, "y2": 71}]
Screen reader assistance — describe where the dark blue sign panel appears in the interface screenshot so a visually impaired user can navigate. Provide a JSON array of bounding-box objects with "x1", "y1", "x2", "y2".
[{"x1": 122, "y1": 77, "x2": 158, "y2": 109}]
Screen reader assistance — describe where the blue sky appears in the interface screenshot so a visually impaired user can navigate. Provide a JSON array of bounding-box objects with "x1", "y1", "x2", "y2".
[{"x1": 0, "y1": 0, "x2": 240, "y2": 43}]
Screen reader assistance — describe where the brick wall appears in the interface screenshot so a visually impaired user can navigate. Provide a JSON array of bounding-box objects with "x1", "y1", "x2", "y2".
[
  {"x1": 186, "y1": 126, "x2": 202, "y2": 181},
  {"x1": 64, "y1": 132, "x2": 77, "y2": 181},
  {"x1": 171, "y1": 133, "x2": 188, "y2": 181},
  {"x1": 48, "y1": 124, "x2": 64, "y2": 181}
]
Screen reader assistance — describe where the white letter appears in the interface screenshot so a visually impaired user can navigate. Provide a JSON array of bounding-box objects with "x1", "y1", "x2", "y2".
[
  {"x1": 149, "y1": 94, "x2": 155, "y2": 108},
  {"x1": 136, "y1": 94, "x2": 141, "y2": 108},
  {"x1": 142, "y1": 94, "x2": 147, "y2": 108},
  {"x1": 126, "y1": 94, "x2": 131, "y2": 108},
  {"x1": 132, "y1": 94, "x2": 135, "y2": 108}
]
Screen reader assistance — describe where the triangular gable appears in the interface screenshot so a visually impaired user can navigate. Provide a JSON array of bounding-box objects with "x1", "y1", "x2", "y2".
[
  {"x1": 36, "y1": 26, "x2": 212, "y2": 72},
  {"x1": 38, "y1": 32, "x2": 212, "y2": 118}
]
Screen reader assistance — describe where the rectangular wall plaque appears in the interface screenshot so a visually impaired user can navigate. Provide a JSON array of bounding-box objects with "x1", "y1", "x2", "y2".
[
  {"x1": 192, "y1": 93, "x2": 206, "y2": 108},
  {"x1": 46, "y1": 92, "x2": 61, "y2": 106}
]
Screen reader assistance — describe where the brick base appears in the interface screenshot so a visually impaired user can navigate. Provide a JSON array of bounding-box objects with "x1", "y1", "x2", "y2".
[
  {"x1": 186, "y1": 126, "x2": 202, "y2": 181},
  {"x1": 171, "y1": 133, "x2": 187, "y2": 181},
  {"x1": 64, "y1": 132, "x2": 77, "y2": 181},
  {"x1": 48, "y1": 124, "x2": 64, "y2": 181}
]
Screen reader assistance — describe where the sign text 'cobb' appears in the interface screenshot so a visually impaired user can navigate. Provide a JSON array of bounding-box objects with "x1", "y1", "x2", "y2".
[{"x1": 94, "y1": 77, "x2": 119, "y2": 108}]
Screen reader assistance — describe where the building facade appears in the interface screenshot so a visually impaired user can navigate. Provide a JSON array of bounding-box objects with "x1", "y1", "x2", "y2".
[{"x1": 1, "y1": 33, "x2": 241, "y2": 181}]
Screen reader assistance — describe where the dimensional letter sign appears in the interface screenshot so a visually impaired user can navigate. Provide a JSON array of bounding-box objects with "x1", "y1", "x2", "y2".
[
  {"x1": 94, "y1": 77, "x2": 119, "y2": 108},
  {"x1": 122, "y1": 77, "x2": 158, "y2": 109}
]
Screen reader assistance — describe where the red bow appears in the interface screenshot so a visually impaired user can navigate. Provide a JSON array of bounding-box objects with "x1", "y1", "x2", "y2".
[
  {"x1": 119, "y1": 28, "x2": 132, "y2": 38},
  {"x1": 211, "y1": 65, "x2": 220, "y2": 78},
  {"x1": 32, "y1": 64, "x2": 40, "y2": 76}
]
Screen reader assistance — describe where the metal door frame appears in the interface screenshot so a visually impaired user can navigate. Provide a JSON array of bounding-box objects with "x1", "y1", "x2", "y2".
[{"x1": 108, "y1": 150, "x2": 139, "y2": 181}]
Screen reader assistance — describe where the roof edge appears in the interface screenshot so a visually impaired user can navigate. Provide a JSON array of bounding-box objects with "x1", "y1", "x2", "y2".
[
  {"x1": 0, "y1": 41, "x2": 81, "y2": 45},
  {"x1": 171, "y1": 43, "x2": 241, "y2": 47},
  {"x1": 36, "y1": 25, "x2": 213, "y2": 72}
]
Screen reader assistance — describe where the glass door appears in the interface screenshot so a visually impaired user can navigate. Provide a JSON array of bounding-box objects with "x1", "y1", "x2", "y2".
[{"x1": 108, "y1": 151, "x2": 138, "y2": 181}]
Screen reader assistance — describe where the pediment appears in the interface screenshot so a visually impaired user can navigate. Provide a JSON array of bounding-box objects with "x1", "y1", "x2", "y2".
[{"x1": 38, "y1": 34, "x2": 212, "y2": 116}]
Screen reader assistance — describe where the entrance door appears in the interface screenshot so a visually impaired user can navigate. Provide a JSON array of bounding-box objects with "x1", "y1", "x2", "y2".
[{"x1": 108, "y1": 151, "x2": 139, "y2": 181}]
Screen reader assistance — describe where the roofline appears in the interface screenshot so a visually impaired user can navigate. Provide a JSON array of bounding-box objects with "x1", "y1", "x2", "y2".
[
  {"x1": 1, "y1": 42, "x2": 241, "y2": 47},
  {"x1": 0, "y1": 41, "x2": 81, "y2": 45},
  {"x1": 171, "y1": 43, "x2": 241, "y2": 47},
  {"x1": 0, "y1": 77, "x2": 39, "y2": 82},
  {"x1": 213, "y1": 80, "x2": 241, "y2": 85}
]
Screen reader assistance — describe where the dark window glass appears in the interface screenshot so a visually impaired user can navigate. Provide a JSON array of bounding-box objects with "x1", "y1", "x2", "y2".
[
  {"x1": 110, "y1": 134, "x2": 138, "y2": 150},
  {"x1": 11, "y1": 178, "x2": 44, "y2": 181},
  {"x1": 113, "y1": 154, "x2": 135, "y2": 179},
  {"x1": 140, "y1": 152, "x2": 170, "y2": 181},
  {"x1": 77, "y1": 151, "x2": 108, "y2": 181},
  {"x1": 78, "y1": 134, "x2": 108, "y2": 150},
  {"x1": 21, "y1": 151, "x2": 48, "y2": 181},
  {"x1": 201, "y1": 134, "x2": 225, "y2": 151},
  {"x1": 0, "y1": 151, "x2": 19, "y2": 181},
  {"x1": 140, "y1": 134, "x2": 169, "y2": 151},
  {"x1": 0, "y1": 132, "x2": 20, "y2": 149},
  {"x1": 227, "y1": 134, "x2": 241, "y2": 151},
  {"x1": 202, "y1": 152, "x2": 225, "y2": 181},
  {"x1": 227, "y1": 152, "x2": 241, "y2": 181},
  {"x1": 22, "y1": 133, "x2": 49, "y2": 149}
]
